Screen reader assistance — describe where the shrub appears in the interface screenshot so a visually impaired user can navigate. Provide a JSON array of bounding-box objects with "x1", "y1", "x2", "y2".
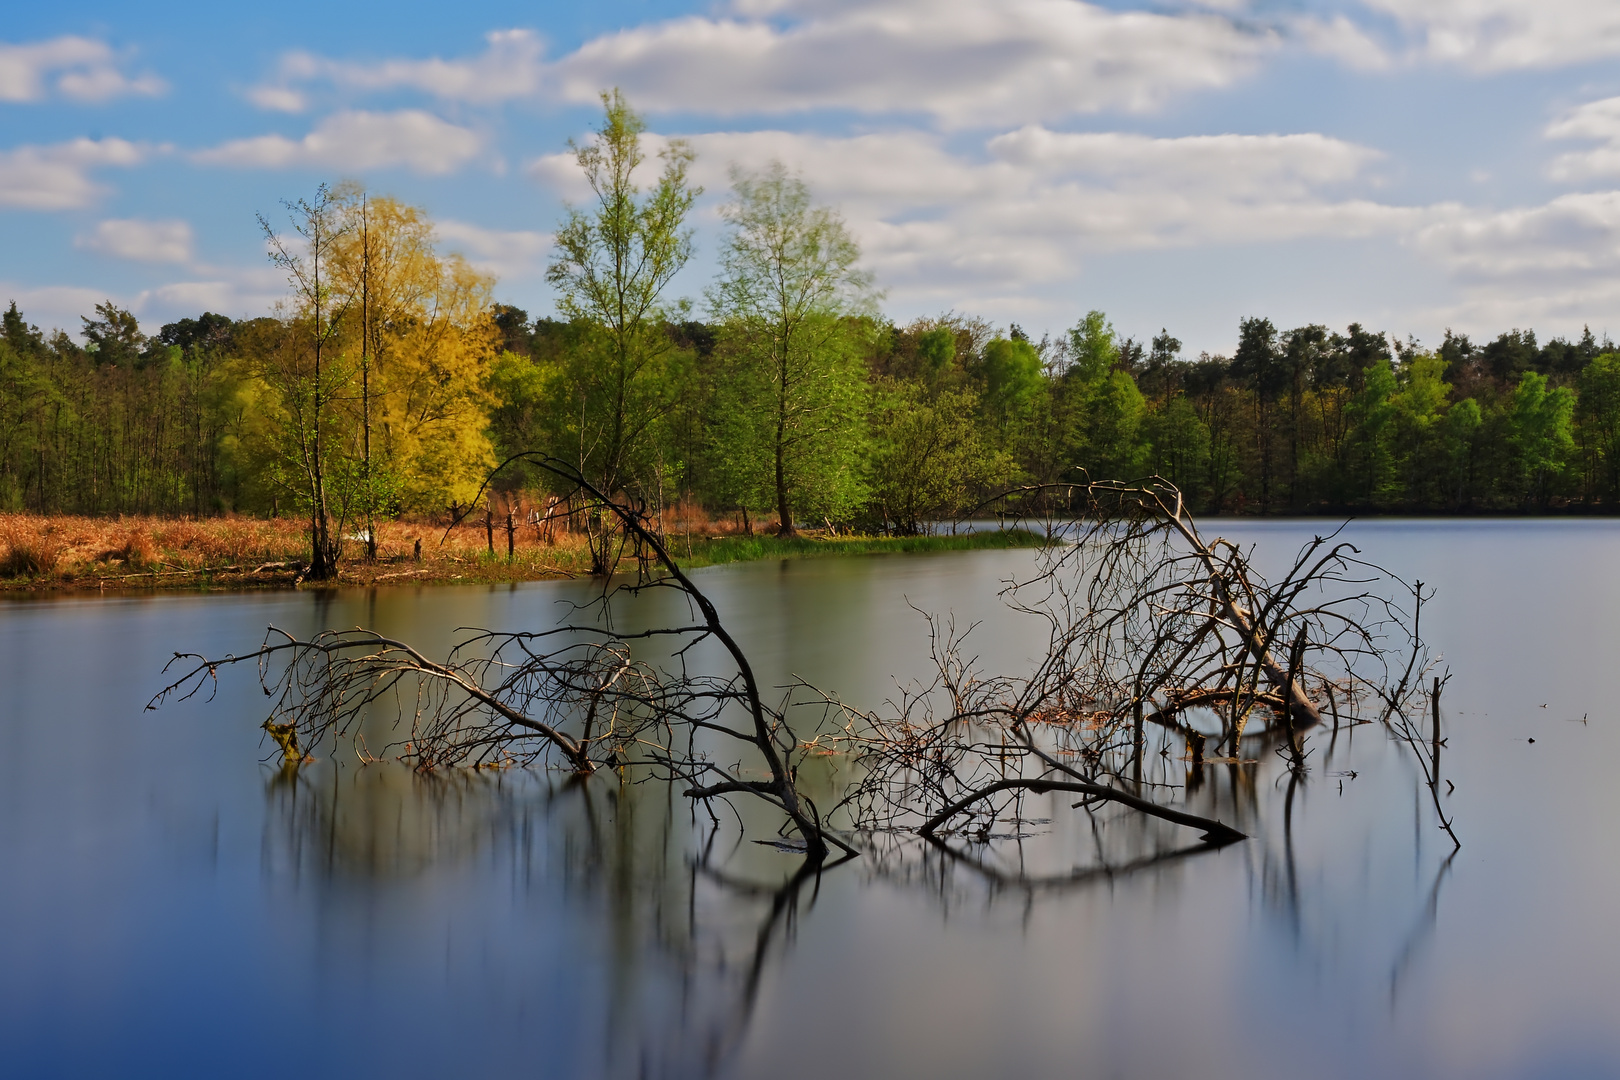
[
  {"x1": 0, "y1": 527, "x2": 61, "y2": 579},
  {"x1": 119, "y1": 529, "x2": 159, "y2": 570}
]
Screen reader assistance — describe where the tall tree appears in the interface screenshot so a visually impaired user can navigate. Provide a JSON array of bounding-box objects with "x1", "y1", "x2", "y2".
[
  {"x1": 258, "y1": 183, "x2": 354, "y2": 580},
  {"x1": 546, "y1": 89, "x2": 698, "y2": 504},
  {"x1": 708, "y1": 160, "x2": 875, "y2": 533},
  {"x1": 1057, "y1": 311, "x2": 1146, "y2": 482},
  {"x1": 978, "y1": 335, "x2": 1043, "y2": 440},
  {"x1": 1509, "y1": 370, "x2": 1574, "y2": 508},
  {"x1": 1280, "y1": 325, "x2": 1329, "y2": 507},
  {"x1": 1230, "y1": 316, "x2": 1282, "y2": 509},
  {"x1": 1344, "y1": 359, "x2": 1399, "y2": 506},
  {"x1": 1576, "y1": 352, "x2": 1620, "y2": 505},
  {"x1": 81, "y1": 302, "x2": 145, "y2": 368},
  {"x1": 156, "y1": 312, "x2": 237, "y2": 516},
  {"x1": 330, "y1": 186, "x2": 498, "y2": 518}
]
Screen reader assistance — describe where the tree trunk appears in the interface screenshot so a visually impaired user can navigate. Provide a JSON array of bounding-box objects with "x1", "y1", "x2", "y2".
[{"x1": 774, "y1": 439, "x2": 793, "y2": 536}]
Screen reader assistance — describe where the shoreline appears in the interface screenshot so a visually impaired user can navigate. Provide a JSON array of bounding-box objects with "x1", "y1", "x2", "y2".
[{"x1": 0, "y1": 527, "x2": 1050, "y2": 597}]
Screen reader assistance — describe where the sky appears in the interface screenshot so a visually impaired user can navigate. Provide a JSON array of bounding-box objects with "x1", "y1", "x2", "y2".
[{"x1": 6, "y1": 0, "x2": 1620, "y2": 356}]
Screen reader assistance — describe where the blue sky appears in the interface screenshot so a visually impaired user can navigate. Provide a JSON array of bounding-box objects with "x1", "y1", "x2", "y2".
[{"x1": 7, "y1": 0, "x2": 1620, "y2": 355}]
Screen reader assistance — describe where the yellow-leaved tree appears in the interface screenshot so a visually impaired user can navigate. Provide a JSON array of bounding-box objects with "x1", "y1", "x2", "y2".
[
  {"x1": 233, "y1": 184, "x2": 500, "y2": 572},
  {"x1": 329, "y1": 185, "x2": 499, "y2": 522}
]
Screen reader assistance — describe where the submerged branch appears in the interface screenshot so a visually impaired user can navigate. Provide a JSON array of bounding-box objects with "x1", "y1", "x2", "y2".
[
  {"x1": 916, "y1": 777, "x2": 1244, "y2": 845},
  {"x1": 152, "y1": 471, "x2": 1453, "y2": 873}
]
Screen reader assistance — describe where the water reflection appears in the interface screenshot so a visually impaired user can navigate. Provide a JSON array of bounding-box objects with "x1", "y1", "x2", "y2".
[
  {"x1": 259, "y1": 757, "x2": 859, "y2": 1079},
  {"x1": 7, "y1": 526, "x2": 1620, "y2": 1078},
  {"x1": 254, "y1": 686, "x2": 1453, "y2": 1080}
]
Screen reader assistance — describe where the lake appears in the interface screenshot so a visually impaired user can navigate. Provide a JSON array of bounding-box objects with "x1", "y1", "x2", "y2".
[{"x1": 2, "y1": 520, "x2": 1618, "y2": 1079}]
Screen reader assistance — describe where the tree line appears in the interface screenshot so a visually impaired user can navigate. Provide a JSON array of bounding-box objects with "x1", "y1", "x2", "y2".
[{"x1": 4, "y1": 90, "x2": 1620, "y2": 571}]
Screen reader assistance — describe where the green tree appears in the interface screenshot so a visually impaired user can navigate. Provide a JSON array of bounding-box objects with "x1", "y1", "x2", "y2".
[
  {"x1": 1051, "y1": 312, "x2": 1146, "y2": 483},
  {"x1": 866, "y1": 383, "x2": 1011, "y2": 534},
  {"x1": 1391, "y1": 350, "x2": 1450, "y2": 506},
  {"x1": 81, "y1": 301, "x2": 145, "y2": 368},
  {"x1": 1509, "y1": 370, "x2": 1574, "y2": 507},
  {"x1": 916, "y1": 326, "x2": 956, "y2": 388},
  {"x1": 1066, "y1": 310, "x2": 1119, "y2": 384},
  {"x1": 1136, "y1": 328, "x2": 1182, "y2": 402},
  {"x1": 1231, "y1": 316, "x2": 1283, "y2": 508},
  {"x1": 708, "y1": 160, "x2": 874, "y2": 533},
  {"x1": 1576, "y1": 352, "x2": 1620, "y2": 505},
  {"x1": 1279, "y1": 324, "x2": 1329, "y2": 507},
  {"x1": 1438, "y1": 397, "x2": 1482, "y2": 509},
  {"x1": 155, "y1": 312, "x2": 239, "y2": 516},
  {"x1": 546, "y1": 89, "x2": 698, "y2": 504},
  {"x1": 0, "y1": 304, "x2": 52, "y2": 509},
  {"x1": 1069, "y1": 370, "x2": 1147, "y2": 480},
  {"x1": 1142, "y1": 393, "x2": 1209, "y2": 495},
  {"x1": 257, "y1": 183, "x2": 356, "y2": 580},
  {"x1": 977, "y1": 335, "x2": 1043, "y2": 438},
  {"x1": 1344, "y1": 359, "x2": 1399, "y2": 506}
]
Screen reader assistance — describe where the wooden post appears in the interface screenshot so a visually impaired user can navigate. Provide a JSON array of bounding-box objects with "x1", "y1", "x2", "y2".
[
  {"x1": 1283, "y1": 626, "x2": 1308, "y2": 763},
  {"x1": 1431, "y1": 676, "x2": 1442, "y2": 782},
  {"x1": 506, "y1": 510, "x2": 515, "y2": 560},
  {"x1": 485, "y1": 507, "x2": 494, "y2": 555}
]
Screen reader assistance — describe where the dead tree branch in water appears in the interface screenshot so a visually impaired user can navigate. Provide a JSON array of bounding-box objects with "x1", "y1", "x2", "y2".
[
  {"x1": 1371, "y1": 581, "x2": 1461, "y2": 851},
  {"x1": 151, "y1": 469, "x2": 1451, "y2": 866},
  {"x1": 819, "y1": 477, "x2": 1447, "y2": 851},
  {"x1": 151, "y1": 455, "x2": 854, "y2": 861}
]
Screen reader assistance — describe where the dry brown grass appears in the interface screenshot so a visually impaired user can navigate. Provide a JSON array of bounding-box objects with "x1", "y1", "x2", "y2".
[
  {"x1": 0, "y1": 501, "x2": 993, "y2": 592},
  {"x1": 0, "y1": 512, "x2": 604, "y2": 590},
  {"x1": 0, "y1": 521, "x2": 62, "y2": 578}
]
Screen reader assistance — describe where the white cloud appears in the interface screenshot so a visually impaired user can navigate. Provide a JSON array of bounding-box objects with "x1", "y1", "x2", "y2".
[
  {"x1": 248, "y1": 29, "x2": 544, "y2": 111},
  {"x1": 1360, "y1": 0, "x2": 1620, "y2": 70},
  {"x1": 0, "y1": 283, "x2": 112, "y2": 336},
  {"x1": 1, "y1": 263, "x2": 290, "y2": 340},
  {"x1": 1287, "y1": 13, "x2": 1393, "y2": 71},
  {"x1": 1545, "y1": 96, "x2": 1620, "y2": 182},
  {"x1": 139, "y1": 279, "x2": 274, "y2": 316},
  {"x1": 193, "y1": 110, "x2": 484, "y2": 175},
  {"x1": 1416, "y1": 278, "x2": 1620, "y2": 338},
  {"x1": 141, "y1": 264, "x2": 289, "y2": 321},
  {"x1": 76, "y1": 219, "x2": 195, "y2": 264},
  {"x1": 1412, "y1": 191, "x2": 1620, "y2": 281},
  {"x1": 0, "y1": 138, "x2": 148, "y2": 210},
  {"x1": 246, "y1": 85, "x2": 307, "y2": 113},
  {"x1": 551, "y1": 0, "x2": 1276, "y2": 127},
  {"x1": 247, "y1": 2, "x2": 1274, "y2": 128},
  {"x1": 434, "y1": 220, "x2": 551, "y2": 279},
  {"x1": 1381, "y1": 184, "x2": 1620, "y2": 340},
  {"x1": 984, "y1": 128, "x2": 1382, "y2": 195},
  {"x1": 1402, "y1": 193, "x2": 1620, "y2": 335},
  {"x1": 0, "y1": 36, "x2": 164, "y2": 102},
  {"x1": 529, "y1": 114, "x2": 1620, "y2": 332},
  {"x1": 528, "y1": 124, "x2": 1429, "y2": 310}
]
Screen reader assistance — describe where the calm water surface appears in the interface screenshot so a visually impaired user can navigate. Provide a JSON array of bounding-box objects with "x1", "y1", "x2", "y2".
[{"x1": 2, "y1": 520, "x2": 1619, "y2": 1079}]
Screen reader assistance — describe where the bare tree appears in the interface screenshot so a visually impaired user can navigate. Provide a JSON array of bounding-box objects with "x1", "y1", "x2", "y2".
[{"x1": 257, "y1": 184, "x2": 355, "y2": 580}]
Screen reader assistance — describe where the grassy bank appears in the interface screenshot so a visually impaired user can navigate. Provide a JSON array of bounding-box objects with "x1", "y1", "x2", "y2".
[
  {"x1": 0, "y1": 512, "x2": 1048, "y2": 594},
  {"x1": 674, "y1": 528, "x2": 1048, "y2": 569}
]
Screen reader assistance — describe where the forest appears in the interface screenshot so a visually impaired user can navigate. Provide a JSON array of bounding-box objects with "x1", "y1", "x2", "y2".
[{"x1": 4, "y1": 92, "x2": 1620, "y2": 556}]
